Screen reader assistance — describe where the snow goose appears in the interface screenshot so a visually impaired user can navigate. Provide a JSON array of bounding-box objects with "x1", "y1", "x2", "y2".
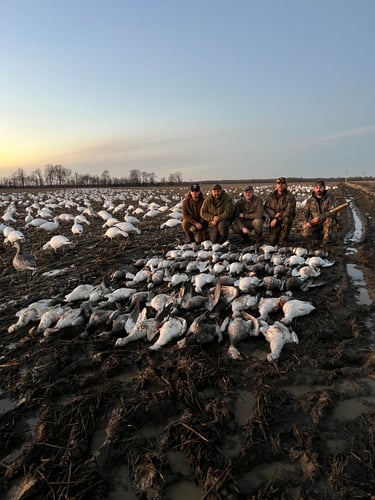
[
  {"x1": 38, "y1": 216, "x2": 60, "y2": 232},
  {"x1": 259, "y1": 320, "x2": 299, "y2": 365},
  {"x1": 149, "y1": 316, "x2": 187, "y2": 350},
  {"x1": 280, "y1": 299, "x2": 315, "y2": 325},
  {"x1": 8, "y1": 299, "x2": 56, "y2": 333},
  {"x1": 115, "y1": 306, "x2": 159, "y2": 347},
  {"x1": 42, "y1": 235, "x2": 74, "y2": 252},
  {"x1": 104, "y1": 227, "x2": 128, "y2": 240},
  {"x1": 221, "y1": 311, "x2": 260, "y2": 360}
]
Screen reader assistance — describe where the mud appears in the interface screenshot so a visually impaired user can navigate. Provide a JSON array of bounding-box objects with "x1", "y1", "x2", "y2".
[{"x1": 0, "y1": 182, "x2": 374, "y2": 499}]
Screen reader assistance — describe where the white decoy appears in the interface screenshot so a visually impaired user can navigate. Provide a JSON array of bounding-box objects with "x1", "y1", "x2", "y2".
[
  {"x1": 97, "y1": 210, "x2": 112, "y2": 221},
  {"x1": 25, "y1": 217, "x2": 49, "y2": 228},
  {"x1": 104, "y1": 227, "x2": 128, "y2": 240},
  {"x1": 115, "y1": 221, "x2": 141, "y2": 235},
  {"x1": 38, "y1": 216, "x2": 60, "y2": 232},
  {"x1": 4, "y1": 229, "x2": 25, "y2": 245},
  {"x1": 160, "y1": 219, "x2": 182, "y2": 229},
  {"x1": 280, "y1": 299, "x2": 315, "y2": 325},
  {"x1": 149, "y1": 316, "x2": 187, "y2": 350},
  {"x1": 71, "y1": 218, "x2": 84, "y2": 236},
  {"x1": 102, "y1": 216, "x2": 120, "y2": 228},
  {"x1": 42, "y1": 235, "x2": 75, "y2": 252},
  {"x1": 125, "y1": 213, "x2": 140, "y2": 224},
  {"x1": 74, "y1": 214, "x2": 90, "y2": 225},
  {"x1": 144, "y1": 209, "x2": 160, "y2": 218},
  {"x1": 12, "y1": 241, "x2": 37, "y2": 275},
  {"x1": 259, "y1": 320, "x2": 299, "y2": 365}
]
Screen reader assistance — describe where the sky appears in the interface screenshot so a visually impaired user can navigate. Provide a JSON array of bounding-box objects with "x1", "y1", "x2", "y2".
[{"x1": 1, "y1": 0, "x2": 374, "y2": 182}]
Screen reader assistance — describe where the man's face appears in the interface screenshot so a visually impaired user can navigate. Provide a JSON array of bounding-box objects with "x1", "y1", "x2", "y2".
[
  {"x1": 243, "y1": 190, "x2": 254, "y2": 200},
  {"x1": 191, "y1": 190, "x2": 200, "y2": 200},
  {"x1": 313, "y1": 184, "x2": 324, "y2": 198},
  {"x1": 276, "y1": 181, "x2": 287, "y2": 193},
  {"x1": 212, "y1": 188, "x2": 222, "y2": 200}
]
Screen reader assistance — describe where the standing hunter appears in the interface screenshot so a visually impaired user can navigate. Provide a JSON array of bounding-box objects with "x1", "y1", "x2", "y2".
[
  {"x1": 302, "y1": 180, "x2": 339, "y2": 245},
  {"x1": 264, "y1": 176, "x2": 296, "y2": 245}
]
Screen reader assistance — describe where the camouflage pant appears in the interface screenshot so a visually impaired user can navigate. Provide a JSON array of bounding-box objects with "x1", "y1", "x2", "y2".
[
  {"x1": 182, "y1": 220, "x2": 208, "y2": 243},
  {"x1": 268, "y1": 219, "x2": 293, "y2": 245},
  {"x1": 303, "y1": 218, "x2": 338, "y2": 244},
  {"x1": 209, "y1": 219, "x2": 232, "y2": 244}
]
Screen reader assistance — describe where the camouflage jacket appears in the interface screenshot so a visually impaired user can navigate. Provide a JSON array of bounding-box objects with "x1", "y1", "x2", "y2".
[
  {"x1": 303, "y1": 190, "x2": 337, "y2": 224},
  {"x1": 264, "y1": 189, "x2": 296, "y2": 223}
]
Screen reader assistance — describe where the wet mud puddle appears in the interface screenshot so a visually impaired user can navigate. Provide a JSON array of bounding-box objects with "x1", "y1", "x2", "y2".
[{"x1": 345, "y1": 197, "x2": 372, "y2": 306}]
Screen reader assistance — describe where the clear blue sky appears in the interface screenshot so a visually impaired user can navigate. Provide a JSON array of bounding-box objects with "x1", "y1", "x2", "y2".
[{"x1": 1, "y1": 0, "x2": 374, "y2": 182}]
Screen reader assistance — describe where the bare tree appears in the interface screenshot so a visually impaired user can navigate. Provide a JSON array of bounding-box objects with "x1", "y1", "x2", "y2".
[
  {"x1": 15, "y1": 168, "x2": 27, "y2": 187},
  {"x1": 55, "y1": 164, "x2": 72, "y2": 185},
  {"x1": 44, "y1": 164, "x2": 56, "y2": 186},
  {"x1": 101, "y1": 170, "x2": 112, "y2": 186},
  {"x1": 129, "y1": 169, "x2": 141, "y2": 185},
  {"x1": 30, "y1": 168, "x2": 44, "y2": 187}
]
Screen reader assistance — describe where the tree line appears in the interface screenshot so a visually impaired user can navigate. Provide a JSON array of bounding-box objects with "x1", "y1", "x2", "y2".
[{"x1": 0, "y1": 165, "x2": 184, "y2": 189}]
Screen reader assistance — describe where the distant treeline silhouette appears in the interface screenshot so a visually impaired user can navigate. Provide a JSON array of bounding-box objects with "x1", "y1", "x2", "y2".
[{"x1": 0, "y1": 164, "x2": 373, "y2": 189}]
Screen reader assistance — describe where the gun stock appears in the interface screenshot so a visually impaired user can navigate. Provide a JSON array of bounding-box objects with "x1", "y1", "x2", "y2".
[{"x1": 327, "y1": 202, "x2": 349, "y2": 216}]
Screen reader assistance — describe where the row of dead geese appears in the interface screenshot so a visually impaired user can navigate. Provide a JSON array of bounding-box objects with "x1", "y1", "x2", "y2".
[{"x1": 6, "y1": 239, "x2": 335, "y2": 364}]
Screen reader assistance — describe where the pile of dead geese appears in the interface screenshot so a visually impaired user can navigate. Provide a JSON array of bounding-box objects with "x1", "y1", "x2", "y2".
[{"x1": 6, "y1": 237, "x2": 334, "y2": 364}]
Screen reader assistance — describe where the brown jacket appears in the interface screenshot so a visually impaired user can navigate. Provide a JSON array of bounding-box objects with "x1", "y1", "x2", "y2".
[{"x1": 182, "y1": 192, "x2": 207, "y2": 226}]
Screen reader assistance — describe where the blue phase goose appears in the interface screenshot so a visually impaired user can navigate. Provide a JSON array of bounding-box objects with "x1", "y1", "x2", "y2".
[{"x1": 12, "y1": 241, "x2": 37, "y2": 276}]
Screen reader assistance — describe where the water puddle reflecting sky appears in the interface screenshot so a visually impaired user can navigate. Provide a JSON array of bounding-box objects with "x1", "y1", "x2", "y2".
[{"x1": 344, "y1": 197, "x2": 373, "y2": 306}]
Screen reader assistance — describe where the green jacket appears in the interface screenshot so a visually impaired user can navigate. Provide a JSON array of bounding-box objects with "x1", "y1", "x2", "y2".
[{"x1": 200, "y1": 190, "x2": 234, "y2": 226}]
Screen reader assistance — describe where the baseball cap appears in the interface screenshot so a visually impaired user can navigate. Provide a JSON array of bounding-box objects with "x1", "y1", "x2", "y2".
[
  {"x1": 314, "y1": 180, "x2": 326, "y2": 188},
  {"x1": 191, "y1": 183, "x2": 200, "y2": 191},
  {"x1": 212, "y1": 184, "x2": 222, "y2": 190},
  {"x1": 243, "y1": 185, "x2": 254, "y2": 192},
  {"x1": 276, "y1": 177, "x2": 287, "y2": 184}
]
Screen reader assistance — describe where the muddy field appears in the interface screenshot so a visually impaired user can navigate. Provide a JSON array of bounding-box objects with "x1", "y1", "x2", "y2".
[{"x1": 0, "y1": 182, "x2": 374, "y2": 499}]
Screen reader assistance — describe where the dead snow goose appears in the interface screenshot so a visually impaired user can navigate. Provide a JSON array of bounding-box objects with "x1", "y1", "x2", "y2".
[
  {"x1": 64, "y1": 284, "x2": 95, "y2": 302},
  {"x1": 259, "y1": 320, "x2": 299, "y2": 365},
  {"x1": 222, "y1": 311, "x2": 260, "y2": 360},
  {"x1": 149, "y1": 316, "x2": 187, "y2": 350},
  {"x1": 280, "y1": 299, "x2": 315, "y2": 325}
]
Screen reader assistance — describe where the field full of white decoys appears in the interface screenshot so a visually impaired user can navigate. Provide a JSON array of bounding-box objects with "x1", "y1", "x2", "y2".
[
  {"x1": 1, "y1": 181, "x2": 374, "y2": 499},
  {"x1": 1, "y1": 182, "x2": 342, "y2": 362}
]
